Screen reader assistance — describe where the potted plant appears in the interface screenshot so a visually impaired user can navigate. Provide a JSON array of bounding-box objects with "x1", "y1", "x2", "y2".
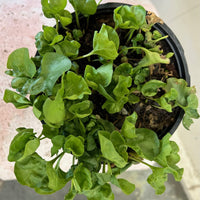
[{"x1": 3, "y1": 0, "x2": 199, "y2": 199}]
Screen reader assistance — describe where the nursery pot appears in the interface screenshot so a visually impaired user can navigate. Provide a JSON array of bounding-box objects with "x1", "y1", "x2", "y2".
[{"x1": 57, "y1": 3, "x2": 190, "y2": 139}]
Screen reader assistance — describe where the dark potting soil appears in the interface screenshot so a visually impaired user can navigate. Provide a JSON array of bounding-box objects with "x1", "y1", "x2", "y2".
[{"x1": 64, "y1": 12, "x2": 181, "y2": 137}]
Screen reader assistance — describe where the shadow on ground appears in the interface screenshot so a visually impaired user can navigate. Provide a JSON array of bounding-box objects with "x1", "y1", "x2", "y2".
[{"x1": 0, "y1": 169, "x2": 188, "y2": 200}]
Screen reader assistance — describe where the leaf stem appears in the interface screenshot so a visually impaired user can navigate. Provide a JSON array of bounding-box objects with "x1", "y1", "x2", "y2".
[
  {"x1": 75, "y1": 11, "x2": 81, "y2": 29},
  {"x1": 103, "y1": 161, "x2": 106, "y2": 173},
  {"x1": 72, "y1": 51, "x2": 93, "y2": 60},
  {"x1": 39, "y1": 136, "x2": 47, "y2": 141},
  {"x1": 38, "y1": 133, "x2": 43, "y2": 139},
  {"x1": 55, "y1": 153, "x2": 64, "y2": 170},
  {"x1": 51, "y1": 152, "x2": 65, "y2": 163},
  {"x1": 126, "y1": 29, "x2": 135, "y2": 44},
  {"x1": 72, "y1": 155, "x2": 75, "y2": 165},
  {"x1": 97, "y1": 0, "x2": 103, "y2": 6},
  {"x1": 129, "y1": 156, "x2": 154, "y2": 168},
  {"x1": 56, "y1": 19, "x2": 59, "y2": 33}
]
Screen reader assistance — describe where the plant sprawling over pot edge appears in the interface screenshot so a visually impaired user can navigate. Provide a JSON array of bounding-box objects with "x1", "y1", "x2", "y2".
[{"x1": 3, "y1": 0, "x2": 199, "y2": 199}]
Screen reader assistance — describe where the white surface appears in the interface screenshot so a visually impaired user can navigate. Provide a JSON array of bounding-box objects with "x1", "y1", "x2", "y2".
[{"x1": 151, "y1": 0, "x2": 200, "y2": 199}]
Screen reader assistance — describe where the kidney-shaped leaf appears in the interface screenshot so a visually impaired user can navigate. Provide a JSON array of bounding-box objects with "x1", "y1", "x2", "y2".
[
  {"x1": 121, "y1": 112, "x2": 138, "y2": 138},
  {"x1": 14, "y1": 153, "x2": 54, "y2": 194},
  {"x1": 141, "y1": 80, "x2": 166, "y2": 97},
  {"x1": 8, "y1": 128, "x2": 36, "y2": 162},
  {"x1": 63, "y1": 71, "x2": 91, "y2": 100},
  {"x1": 69, "y1": 0, "x2": 97, "y2": 16},
  {"x1": 114, "y1": 5, "x2": 147, "y2": 29},
  {"x1": 127, "y1": 128, "x2": 160, "y2": 160},
  {"x1": 30, "y1": 52, "x2": 71, "y2": 95},
  {"x1": 4, "y1": 89, "x2": 32, "y2": 109},
  {"x1": 46, "y1": 161, "x2": 68, "y2": 191},
  {"x1": 42, "y1": 0, "x2": 67, "y2": 18},
  {"x1": 54, "y1": 40, "x2": 81, "y2": 58},
  {"x1": 92, "y1": 24, "x2": 119, "y2": 60},
  {"x1": 64, "y1": 135, "x2": 84, "y2": 157},
  {"x1": 84, "y1": 62, "x2": 113, "y2": 89},
  {"x1": 7, "y1": 48, "x2": 36, "y2": 78},
  {"x1": 98, "y1": 131, "x2": 127, "y2": 168}
]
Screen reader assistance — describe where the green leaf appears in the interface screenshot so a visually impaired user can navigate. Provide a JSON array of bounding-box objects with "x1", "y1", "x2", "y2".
[
  {"x1": 133, "y1": 47, "x2": 170, "y2": 70},
  {"x1": 30, "y1": 52, "x2": 71, "y2": 95},
  {"x1": 141, "y1": 80, "x2": 166, "y2": 97},
  {"x1": 8, "y1": 128, "x2": 36, "y2": 162},
  {"x1": 50, "y1": 34, "x2": 63, "y2": 46},
  {"x1": 100, "y1": 24, "x2": 120, "y2": 50},
  {"x1": 43, "y1": 85, "x2": 65, "y2": 128},
  {"x1": 121, "y1": 112, "x2": 138, "y2": 138},
  {"x1": 127, "y1": 128, "x2": 160, "y2": 160},
  {"x1": 3, "y1": 89, "x2": 32, "y2": 109},
  {"x1": 133, "y1": 67, "x2": 149, "y2": 85},
  {"x1": 128, "y1": 93, "x2": 140, "y2": 104},
  {"x1": 114, "y1": 5, "x2": 147, "y2": 29},
  {"x1": 54, "y1": 40, "x2": 81, "y2": 58},
  {"x1": 115, "y1": 178, "x2": 135, "y2": 195},
  {"x1": 69, "y1": 0, "x2": 97, "y2": 16},
  {"x1": 35, "y1": 31, "x2": 54, "y2": 56},
  {"x1": 155, "y1": 133, "x2": 182, "y2": 169},
  {"x1": 113, "y1": 63, "x2": 133, "y2": 80},
  {"x1": 20, "y1": 138, "x2": 40, "y2": 160},
  {"x1": 154, "y1": 88, "x2": 178, "y2": 112},
  {"x1": 51, "y1": 135, "x2": 65, "y2": 156},
  {"x1": 102, "y1": 75, "x2": 132, "y2": 114},
  {"x1": 7, "y1": 48, "x2": 36, "y2": 78},
  {"x1": 65, "y1": 190, "x2": 76, "y2": 200},
  {"x1": 42, "y1": 124, "x2": 59, "y2": 139},
  {"x1": 41, "y1": 0, "x2": 67, "y2": 18},
  {"x1": 63, "y1": 71, "x2": 91, "y2": 100},
  {"x1": 94, "y1": 173, "x2": 112, "y2": 185},
  {"x1": 64, "y1": 135, "x2": 84, "y2": 157},
  {"x1": 92, "y1": 24, "x2": 119, "y2": 60},
  {"x1": 11, "y1": 77, "x2": 33, "y2": 95},
  {"x1": 69, "y1": 100, "x2": 93, "y2": 118},
  {"x1": 14, "y1": 153, "x2": 54, "y2": 194},
  {"x1": 110, "y1": 131, "x2": 128, "y2": 161},
  {"x1": 73, "y1": 163, "x2": 93, "y2": 192},
  {"x1": 43, "y1": 26, "x2": 57, "y2": 42},
  {"x1": 46, "y1": 161, "x2": 68, "y2": 191},
  {"x1": 98, "y1": 132, "x2": 127, "y2": 168},
  {"x1": 147, "y1": 133, "x2": 183, "y2": 194},
  {"x1": 84, "y1": 62, "x2": 113, "y2": 89},
  {"x1": 83, "y1": 183, "x2": 114, "y2": 200},
  {"x1": 164, "y1": 78, "x2": 200, "y2": 129},
  {"x1": 55, "y1": 10, "x2": 72, "y2": 27},
  {"x1": 32, "y1": 94, "x2": 47, "y2": 120},
  {"x1": 113, "y1": 75, "x2": 132, "y2": 98},
  {"x1": 147, "y1": 167, "x2": 168, "y2": 195}
]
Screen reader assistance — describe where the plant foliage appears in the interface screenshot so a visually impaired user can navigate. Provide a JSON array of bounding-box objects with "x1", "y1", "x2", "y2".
[{"x1": 3, "y1": 1, "x2": 199, "y2": 200}]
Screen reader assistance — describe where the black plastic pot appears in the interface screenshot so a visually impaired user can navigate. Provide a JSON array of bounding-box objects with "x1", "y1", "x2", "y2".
[{"x1": 59, "y1": 3, "x2": 190, "y2": 139}]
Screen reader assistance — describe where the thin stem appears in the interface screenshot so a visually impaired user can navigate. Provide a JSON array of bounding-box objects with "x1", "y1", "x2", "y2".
[
  {"x1": 72, "y1": 51, "x2": 93, "y2": 61},
  {"x1": 56, "y1": 19, "x2": 59, "y2": 33},
  {"x1": 86, "y1": 16, "x2": 90, "y2": 30},
  {"x1": 129, "y1": 156, "x2": 153, "y2": 168},
  {"x1": 75, "y1": 11, "x2": 81, "y2": 29},
  {"x1": 55, "y1": 153, "x2": 64, "y2": 170},
  {"x1": 126, "y1": 29, "x2": 135, "y2": 44},
  {"x1": 102, "y1": 162, "x2": 106, "y2": 173},
  {"x1": 51, "y1": 152, "x2": 65, "y2": 163},
  {"x1": 39, "y1": 136, "x2": 46, "y2": 141},
  {"x1": 38, "y1": 133, "x2": 43, "y2": 139},
  {"x1": 97, "y1": 0, "x2": 103, "y2": 6},
  {"x1": 72, "y1": 155, "x2": 76, "y2": 165}
]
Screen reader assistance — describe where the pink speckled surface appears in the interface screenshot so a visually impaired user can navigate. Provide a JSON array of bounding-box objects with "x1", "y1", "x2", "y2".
[{"x1": 0, "y1": 0, "x2": 156, "y2": 180}]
